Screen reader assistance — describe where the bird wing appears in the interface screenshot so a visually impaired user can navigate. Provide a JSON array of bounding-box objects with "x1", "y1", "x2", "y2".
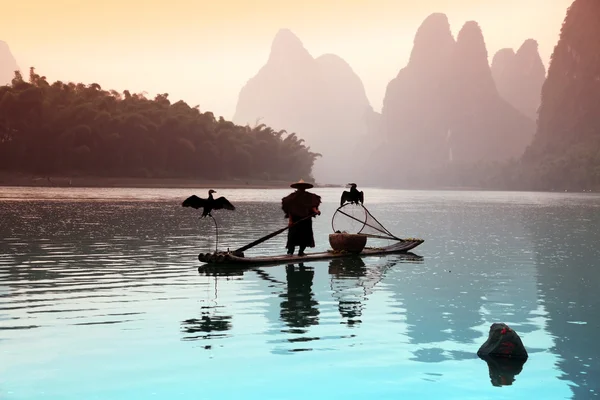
[
  {"x1": 359, "y1": 191, "x2": 364, "y2": 204},
  {"x1": 214, "y1": 196, "x2": 236, "y2": 211},
  {"x1": 182, "y1": 195, "x2": 207, "y2": 209},
  {"x1": 340, "y1": 191, "x2": 350, "y2": 207}
]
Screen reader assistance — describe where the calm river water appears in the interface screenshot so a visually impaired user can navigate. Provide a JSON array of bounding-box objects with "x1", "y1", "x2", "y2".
[{"x1": 1, "y1": 187, "x2": 599, "y2": 399}]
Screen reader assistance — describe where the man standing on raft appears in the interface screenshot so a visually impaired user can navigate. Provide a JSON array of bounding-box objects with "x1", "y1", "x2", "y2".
[{"x1": 282, "y1": 179, "x2": 321, "y2": 256}]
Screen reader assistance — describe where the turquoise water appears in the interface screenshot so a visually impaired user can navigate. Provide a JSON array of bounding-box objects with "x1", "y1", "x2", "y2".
[{"x1": 1, "y1": 187, "x2": 599, "y2": 399}]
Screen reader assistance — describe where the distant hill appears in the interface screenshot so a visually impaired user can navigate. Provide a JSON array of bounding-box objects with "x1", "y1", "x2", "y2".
[
  {"x1": 0, "y1": 41, "x2": 19, "y2": 85},
  {"x1": 369, "y1": 14, "x2": 536, "y2": 188},
  {"x1": 491, "y1": 39, "x2": 546, "y2": 122},
  {"x1": 445, "y1": 21, "x2": 535, "y2": 163},
  {"x1": 233, "y1": 29, "x2": 376, "y2": 184}
]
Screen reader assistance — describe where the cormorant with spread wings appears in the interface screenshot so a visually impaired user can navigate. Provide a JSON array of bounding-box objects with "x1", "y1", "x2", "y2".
[
  {"x1": 340, "y1": 183, "x2": 364, "y2": 207},
  {"x1": 182, "y1": 189, "x2": 235, "y2": 218}
]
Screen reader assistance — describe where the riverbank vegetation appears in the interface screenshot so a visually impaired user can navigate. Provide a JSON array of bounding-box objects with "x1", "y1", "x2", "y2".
[{"x1": 0, "y1": 68, "x2": 320, "y2": 182}]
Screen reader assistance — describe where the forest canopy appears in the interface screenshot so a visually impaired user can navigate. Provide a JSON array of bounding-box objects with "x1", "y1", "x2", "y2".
[{"x1": 0, "y1": 68, "x2": 320, "y2": 181}]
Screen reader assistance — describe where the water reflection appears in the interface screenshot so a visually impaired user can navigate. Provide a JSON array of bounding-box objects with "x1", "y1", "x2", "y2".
[
  {"x1": 198, "y1": 265, "x2": 247, "y2": 277},
  {"x1": 182, "y1": 270, "x2": 236, "y2": 343},
  {"x1": 479, "y1": 356, "x2": 527, "y2": 387},
  {"x1": 523, "y1": 204, "x2": 600, "y2": 399},
  {"x1": 181, "y1": 312, "x2": 233, "y2": 342},
  {"x1": 188, "y1": 254, "x2": 426, "y2": 353},
  {"x1": 2, "y1": 190, "x2": 598, "y2": 399},
  {"x1": 280, "y1": 263, "x2": 320, "y2": 334},
  {"x1": 381, "y1": 205, "x2": 549, "y2": 369},
  {"x1": 329, "y1": 258, "x2": 368, "y2": 326},
  {"x1": 328, "y1": 257, "x2": 368, "y2": 278},
  {"x1": 327, "y1": 256, "x2": 424, "y2": 327}
]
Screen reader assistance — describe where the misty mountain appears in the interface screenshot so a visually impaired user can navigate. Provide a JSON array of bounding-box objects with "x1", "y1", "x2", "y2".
[
  {"x1": 370, "y1": 14, "x2": 535, "y2": 188},
  {"x1": 0, "y1": 41, "x2": 19, "y2": 85},
  {"x1": 446, "y1": 21, "x2": 535, "y2": 164},
  {"x1": 370, "y1": 13, "x2": 455, "y2": 187},
  {"x1": 521, "y1": 0, "x2": 600, "y2": 191},
  {"x1": 233, "y1": 29, "x2": 375, "y2": 184},
  {"x1": 491, "y1": 39, "x2": 546, "y2": 122}
]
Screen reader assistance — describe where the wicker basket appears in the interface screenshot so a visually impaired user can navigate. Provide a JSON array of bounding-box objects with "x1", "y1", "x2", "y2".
[{"x1": 329, "y1": 233, "x2": 367, "y2": 253}]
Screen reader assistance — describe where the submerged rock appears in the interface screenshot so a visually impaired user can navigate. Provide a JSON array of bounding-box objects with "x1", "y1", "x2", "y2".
[{"x1": 477, "y1": 322, "x2": 528, "y2": 359}]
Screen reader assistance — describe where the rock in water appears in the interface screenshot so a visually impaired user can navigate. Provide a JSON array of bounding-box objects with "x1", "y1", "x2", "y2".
[{"x1": 477, "y1": 322, "x2": 528, "y2": 359}]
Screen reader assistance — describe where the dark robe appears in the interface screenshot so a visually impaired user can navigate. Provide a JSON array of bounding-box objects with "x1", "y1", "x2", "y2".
[{"x1": 282, "y1": 190, "x2": 321, "y2": 249}]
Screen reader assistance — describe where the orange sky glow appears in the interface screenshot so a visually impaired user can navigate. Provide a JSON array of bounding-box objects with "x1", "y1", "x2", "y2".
[{"x1": 0, "y1": 0, "x2": 573, "y2": 119}]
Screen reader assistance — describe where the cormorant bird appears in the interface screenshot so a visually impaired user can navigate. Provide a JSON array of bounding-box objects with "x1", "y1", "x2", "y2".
[
  {"x1": 340, "y1": 183, "x2": 364, "y2": 207},
  {"x1": 182, "y1": 190, "x2": 235, "y2": 218}
]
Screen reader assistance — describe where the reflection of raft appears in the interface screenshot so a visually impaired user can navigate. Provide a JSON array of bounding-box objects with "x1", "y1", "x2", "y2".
[{"x1": 197, "y1": 239, "x2": 424, "y2": 266}]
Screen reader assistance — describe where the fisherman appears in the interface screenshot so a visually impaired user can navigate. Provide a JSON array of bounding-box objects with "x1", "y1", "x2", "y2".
[{"x1": 282, "y1": 179, "x2": 321, "y2": 256}]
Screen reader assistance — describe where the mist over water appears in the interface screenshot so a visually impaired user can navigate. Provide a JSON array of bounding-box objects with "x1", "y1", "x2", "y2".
[{"x1": 1, "y1": 187, "x2": 599, "y2": 399}]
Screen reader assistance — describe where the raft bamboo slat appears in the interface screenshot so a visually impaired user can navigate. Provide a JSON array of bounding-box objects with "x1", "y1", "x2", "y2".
[{"x1": 197, "y1": 239, "x2": 424, "y2": 266}]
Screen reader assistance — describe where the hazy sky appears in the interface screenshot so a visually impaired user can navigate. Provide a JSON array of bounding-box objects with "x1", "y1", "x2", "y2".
[{"x1": 0, "y1": 0, "x2": 572, "y2": 119}]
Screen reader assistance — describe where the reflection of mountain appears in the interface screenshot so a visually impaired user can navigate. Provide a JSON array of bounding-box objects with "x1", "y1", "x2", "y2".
[
  {"x1": 386, "y1": 206, "x2": 540, "y2": 362},
  {"x1": 523, "y1": 203, "x2": 600, "y2": 399}
]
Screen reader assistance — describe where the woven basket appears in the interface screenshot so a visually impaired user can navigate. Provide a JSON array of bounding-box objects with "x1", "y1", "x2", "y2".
[{"x1": 329, "y1": 233, "x2": 367, "y2": 253}]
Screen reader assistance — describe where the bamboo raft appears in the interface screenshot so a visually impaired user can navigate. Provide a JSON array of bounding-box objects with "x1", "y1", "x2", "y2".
[{"x1": 197, "y1": 238, "x2": 424, "y2": 266}]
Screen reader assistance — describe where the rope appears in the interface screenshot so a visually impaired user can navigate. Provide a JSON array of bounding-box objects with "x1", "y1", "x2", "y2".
[
  {"x1": 196, "y1": 215, "x2": 219, "y2": 253},
  {"x1": 210, "y1": 215, "x2": 218, "y2": 253},
  {"x1": 362, "y1": 207, "x2": 398, "y2": 239}
]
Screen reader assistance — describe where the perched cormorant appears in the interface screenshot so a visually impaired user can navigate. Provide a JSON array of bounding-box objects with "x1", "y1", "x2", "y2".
[
  {"x1": 182, "y1": 190, "x2": 235, "y2": 218},
  {"x1": 340, "y1": 183, "x2": 364, "y2": 207}
]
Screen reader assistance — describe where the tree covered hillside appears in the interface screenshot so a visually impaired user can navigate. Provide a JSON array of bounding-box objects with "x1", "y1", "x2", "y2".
[
  {"x1": 522, "y1": 0, "x2": 600, "y2": 190},
  {"x1": 0, "y1": 68, "x2": 320, "y2": 181}
]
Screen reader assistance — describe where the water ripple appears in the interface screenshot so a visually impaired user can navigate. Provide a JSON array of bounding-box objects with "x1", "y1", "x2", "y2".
[{"x1": 1, "y1": 188, "x2": 600, "y2": 399}]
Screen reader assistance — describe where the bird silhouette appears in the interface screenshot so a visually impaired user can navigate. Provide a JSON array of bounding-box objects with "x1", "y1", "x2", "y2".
[
  {"x1": 340, "y1": 183, "x2": 364, "y2": 207},
  {"x1": 182, "y1": 190, "x2": 235, "y2": 218}
]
